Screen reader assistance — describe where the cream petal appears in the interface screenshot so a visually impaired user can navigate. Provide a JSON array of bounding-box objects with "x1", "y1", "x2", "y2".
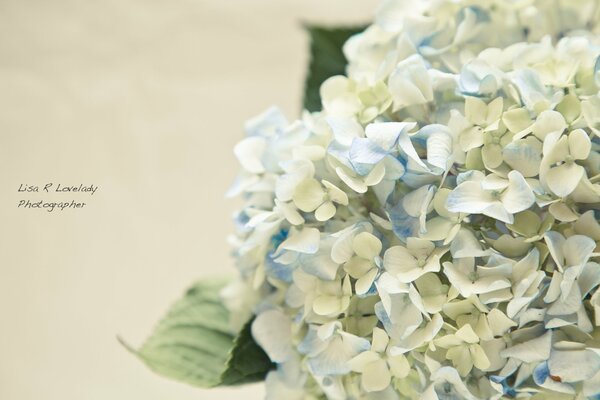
[
  {"x1": 315, "y1": 201, "x2": 336, "y2": 221},
  {"x1": 548, "y1": 201, "x2": 578, "y2": 222},
  {"x1": 356, "y1": 268, "x2": 378, "y2": 295},
  {"x1": 331, "y1": 228, "x2": 358, "y2": 264},
  {"x1": 353, "y1": 232, "x2": 382, "y2": 260},
  {"x1": 387, "y1": 354, "x2": 410, "y2": 378},
  {"x1": 568, "y1": 129, "x2": 591, "y2": 160},
  {"x1": 345, "y1": 257, "x2": 374, "y2": 279},
  {"x1": 371, "y1": 327, "x2": 389, "y2": 353},
  {"x1": 313, "y1": 295, "x2": 345, "y2": 316},
  {"x1": 470, "y1": 344, "x2": 491, "y2": 371},
  {"x1": 502, "y1": 107, "x2": 532, "y2": 135},
  {"x1": 456, "y1": 324, "x2": 480, "y2": 344},
  {"x1": 364, "y1": 162, "x2": 386, "y2": 186},
  {"x1": 447, "y1": 346, "x2": 474, "y2": 377},
  {"x1": 482, "y1": 143, "x2": 504, "y2": 169},
  {"x1": 361, "y1": 358, "x2": 391, "y2": 392},
  {"x1": 383, "y1": 246, "x2": 418, "y2": 274},
  {"x1": 487, "y1": 309, "x2": 517, "y2": 337},
  {"x1": 531, "y1": 110, "x2": 566, "y2": 140},
  {"x1": 348, "y1": 350, "x2": 381, "y2": 372},
  {"x1": 465, "y1": 96, "x2": 488, "y2": 126},
  {"x1": 336, "y1": 166, "x2": 368, "y2": 193},
  {"x1": 293, "y1": 178, "x2": 325, "y2": 212},
  {"x1": 546, "y1": 163, "x2": 585, "y2": 198},
  {"x1": 322, "y1": 180, "x2": 349, "y2": 205}
]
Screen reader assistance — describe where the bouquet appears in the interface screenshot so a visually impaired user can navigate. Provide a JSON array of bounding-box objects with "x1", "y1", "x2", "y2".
[{"x1": 126, "y1": 0, "x2": 600, "y2": 398}]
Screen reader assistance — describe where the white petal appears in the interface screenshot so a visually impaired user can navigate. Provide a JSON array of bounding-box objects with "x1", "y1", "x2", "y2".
[
  {"x1": 234, "y1": 137, "x2": 266, "y2": 173},
  {"x1": 279, "y1": 227, "x2": 320, "y2": 254},
  {"x1": 502, "y1": 170, "x2": 535, "y2": 214},
  {"x1": 546, "y1": 163, "x2": 585, "y2": 198},
  {"x1": 365, "y1": 121, "x2": 416, "y2": 150},
  {"x1": 322, "y1": 180, "x2": 349, "y2": 205},
  {"x1": 544, "y1": 231, "x2": 566, "y2": 270},
  {"x1": 446, "y1": 181, "x2": 493, "y2": 214},
  {"x1": 500, "y1": 331, "x2": 552, "y2": 363},
  {"x1": 426, "y1": 130, "x2": 453, "y2": 170},
  {"x1": 252, "y1": 309, "x2": 293, "y2": 363},
  {"x1": 548, "y1": 350, "x2": 600, "y2": 383},
  {"x1": 563, "y1": 235, "x2": 596, "y2": 268},
  {"x1": 502, "y1": 137, "x2": 542, "y2": 178}
]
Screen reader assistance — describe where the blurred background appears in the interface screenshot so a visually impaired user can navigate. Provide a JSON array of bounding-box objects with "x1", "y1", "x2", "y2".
[{"x1": 0, "y1": 0, "x2": 378, "y2": 399}]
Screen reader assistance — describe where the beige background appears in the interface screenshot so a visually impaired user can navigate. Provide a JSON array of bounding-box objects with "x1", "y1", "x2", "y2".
[{"x1": 0, "y1": 0, "x2": 378, "y2": 399}]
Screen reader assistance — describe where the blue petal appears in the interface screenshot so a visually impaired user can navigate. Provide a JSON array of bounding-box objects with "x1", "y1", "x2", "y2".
[
  {"x1": 349, "y1": 138, "x2": 388, "y2": 176},
  {"x1": 595, "y1": 55, "x2": 600, "y2": 87},
  {"x1": 265, "y1": 252, "x2": 294, "y2": 282},
  {"x1": 460, "y1": 6, "x2": 490, "y2": 24},
  {"x1": 533, "y1": 361, "x2": 550, "y2": 385},
  {"x1": 386, "y1": 199, "x2": 420, "y2": 242}
]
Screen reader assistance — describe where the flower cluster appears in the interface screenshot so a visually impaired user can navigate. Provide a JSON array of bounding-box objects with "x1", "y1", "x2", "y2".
[{"x1": 225, "y1": 0, "x2": 600, "y2": 398}]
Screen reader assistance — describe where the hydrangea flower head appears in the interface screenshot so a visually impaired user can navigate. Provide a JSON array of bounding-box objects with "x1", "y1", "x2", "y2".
[{"x1": 227, "y1": 0, "x2": 600, "y2": 398}]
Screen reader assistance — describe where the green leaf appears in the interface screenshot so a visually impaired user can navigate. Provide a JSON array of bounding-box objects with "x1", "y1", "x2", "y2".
[
  {"x1": 120, "y1": 279, "x2": 274, "y2": 388},
  {"x1": 303, "y1": 25, "x2": 367, "y2": 112}
]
